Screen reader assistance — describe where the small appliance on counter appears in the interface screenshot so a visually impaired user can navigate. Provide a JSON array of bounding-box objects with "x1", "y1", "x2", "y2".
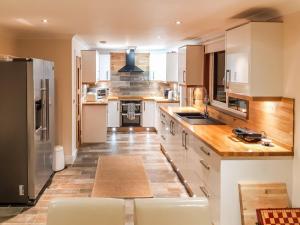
[
  {"x1": 96, "y1": 87, "x2": 109, "y2": 99},
  {"x1": 168, "y1": 90, "x2": 174, "y2": 100},
  {"x1": 232, "y1": 127, "x2": 263, "y2": 142},
  {"x1": 164, "y1": 89, "x2": 170, "y2": 99}
]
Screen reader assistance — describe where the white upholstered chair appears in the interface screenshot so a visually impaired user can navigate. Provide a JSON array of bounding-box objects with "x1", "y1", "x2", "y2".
[
  {"x1": 47, "y1": 198, "x2": 125, "y2": 225},
  {"x1": 134, "y1": 198, "x2": 211, "y2": 225}
]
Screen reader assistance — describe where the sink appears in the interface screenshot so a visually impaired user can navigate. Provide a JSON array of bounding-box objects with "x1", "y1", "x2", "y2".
[{"x1": 175, "y1": 112, "x2": 224, "y2": 125}]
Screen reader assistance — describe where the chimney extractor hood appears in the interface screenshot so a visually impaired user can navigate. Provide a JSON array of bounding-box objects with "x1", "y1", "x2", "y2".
[{"x1": 118, "y1": 49, "x2": 144, "y2": 73}]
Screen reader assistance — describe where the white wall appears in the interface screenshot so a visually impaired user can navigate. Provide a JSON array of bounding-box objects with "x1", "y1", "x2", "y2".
[
  {"x1": 283, "y1": 11, "x2": 300, "y2": 206},
  {"x1": 70, "y1": 36, "x2": 89, "y2": 163}
]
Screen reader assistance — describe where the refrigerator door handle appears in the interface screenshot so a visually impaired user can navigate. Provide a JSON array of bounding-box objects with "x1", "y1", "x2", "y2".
[
  {"x1": 41, "y1": 79, "x2": 47, "y2": 141},
  {"x1": 45, "y1": 79, "x2": 50, "y2": 140}
]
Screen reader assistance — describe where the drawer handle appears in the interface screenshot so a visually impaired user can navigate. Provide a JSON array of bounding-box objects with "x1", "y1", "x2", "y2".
[
  {"x1": 200, "y1": 146, "x2": 210, "y2": 156},
  {"x1": 161, "y1": 135, "x2": 166, "y2": 140},
  {"x1": 199, "y1": 160, "x2": 210, "y2": 170},
  {"x1": 161, "y1": 113, "x2": 165, "y2": 118},
  {"x1": 200, "y1": 185, "x2": 210, "y2": 198},
  {"x1": 161, "y1": 121, "x2": 165, "y2": 125}
]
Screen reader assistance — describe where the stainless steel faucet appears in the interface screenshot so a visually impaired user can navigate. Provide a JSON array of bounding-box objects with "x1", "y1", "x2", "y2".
[{"x1": 203, "y1": 87, "x2": 209, "y2": 118}]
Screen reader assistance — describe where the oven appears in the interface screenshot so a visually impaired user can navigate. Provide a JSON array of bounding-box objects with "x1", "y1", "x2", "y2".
[{"x1": 121, "y1": 100, "x2": 142, "y2": 127}]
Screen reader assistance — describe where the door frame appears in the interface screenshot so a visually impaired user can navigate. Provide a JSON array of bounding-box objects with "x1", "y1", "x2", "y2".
[{"x1": 76, "y1": 56, "x2": 82, "y2": 148}]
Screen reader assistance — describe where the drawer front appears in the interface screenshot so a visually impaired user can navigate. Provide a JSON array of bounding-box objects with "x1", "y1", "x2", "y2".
[{"x1": 189, "y1": 148, "x2": 220, "y2": 197}]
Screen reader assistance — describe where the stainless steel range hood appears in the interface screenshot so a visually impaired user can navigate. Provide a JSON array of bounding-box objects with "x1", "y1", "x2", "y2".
[{"x1": 118, "y1": 49, "x2": 144, "y2": 73}]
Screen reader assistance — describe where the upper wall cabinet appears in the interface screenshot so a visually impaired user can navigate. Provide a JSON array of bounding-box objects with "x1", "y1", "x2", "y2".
[
  {"x1": 178, "y1": 45, "x2": 205, "y2": 86},
  {"x1": 166, "y1": 52, "x2": 178, "y2": 82},
  {"x1": 149, "y1": 52, "x2": 166, "y2": 81},
  {"x1": 99, "y1": 54, "x2": 111, "y2": 81},
  {"x1": 225, "y1": 22, "x2": 283, "y2": 96},
  {"x1": 81, "y1": 50, "x2": 100, "y2": 83}
]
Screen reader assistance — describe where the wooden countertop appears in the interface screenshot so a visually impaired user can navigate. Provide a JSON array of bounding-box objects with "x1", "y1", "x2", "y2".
[
  {"x1": 107, "y1": 96, "x2": 179, "y2": 103},
  {"x1": 160, "y1": 106, "x2": 293, "y2": 158}
]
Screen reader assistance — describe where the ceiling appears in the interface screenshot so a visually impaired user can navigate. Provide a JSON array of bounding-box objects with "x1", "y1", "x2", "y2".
[{"x1": 0, "y1": 0, "x2": 300, "y2": 50}]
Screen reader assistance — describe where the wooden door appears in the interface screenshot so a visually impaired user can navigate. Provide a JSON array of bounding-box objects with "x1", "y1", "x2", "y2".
[{"x1": 76, "y1": 56, "x2": 82, "y2": 147}]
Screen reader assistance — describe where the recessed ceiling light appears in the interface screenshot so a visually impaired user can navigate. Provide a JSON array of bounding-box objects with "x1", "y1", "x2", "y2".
[
  {"x1": 41, "y1": 19, "x2": 48, "y2": 23},
  {"x1": 176, "y1": 21, "x2": 182, "y2": 25}
]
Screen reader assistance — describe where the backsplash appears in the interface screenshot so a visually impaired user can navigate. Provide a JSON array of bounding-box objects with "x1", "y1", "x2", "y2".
[
  {"x1": 97, "y1": 75, "x2": 176, "y2": 96},
  {"x1": 93, "y1": 52, "x2": 178, "y2": 97},
  {"x1": 192, "y1": 88, "x2": 294, "y2": 150}
]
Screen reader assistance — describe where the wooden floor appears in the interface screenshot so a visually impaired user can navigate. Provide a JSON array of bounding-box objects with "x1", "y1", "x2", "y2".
[{"x1": 0, "y1": 132, "x2": 187, "y2": 225}]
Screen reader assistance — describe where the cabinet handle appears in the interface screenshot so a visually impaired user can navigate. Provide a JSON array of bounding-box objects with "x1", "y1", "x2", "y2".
[
  {"x1": 183, "y1": 70, "x2": 186, "y2": 83},
  {"x1": 184, "y1": 132, "x2": 188, "y2": 150},
  {"x1": 153, "y1": 72, "x2": 155, "y2": 80},
  {"x1": 199, "y1": 159, "x2": 210, "y2": 170},
  {"x1": 161, "y1": 120, "x2": 165, "y2": 125},
  {"x1": 117, "y1": 102, "x2": 119, "y2": 111},
  {"x1": 161, "y1": 135, "x2": 166, "y2": 140},
  {"x1": 182, "y1": 131, "x2": 185, "y2": 147},
  {"x1": 144, "y1": 102, "x2": 145, "y2": 111},
  {"x1": 161, "y1": 113, "x2": 165, "y2": 118},
  {"x1": 169, "y1": 121, "x2": 172, "y2": 134},
  {"x1": 106, "y1": 71, "x2": 109, "y2": 80},
  {"x1": 199, "y1": 185, "x2": 210, "y2": 198},
  {"x1": 171, "y1": 121, "x2": 175, "y2": 136},
  {"x1": 200, "y1": 146, "x2": 210, "y2": 156}
]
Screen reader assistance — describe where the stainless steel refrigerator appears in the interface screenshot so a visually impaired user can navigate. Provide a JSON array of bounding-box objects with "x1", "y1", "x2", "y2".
[{"x1": 0, "y1": 58, "x2": 55, "y2": 204}]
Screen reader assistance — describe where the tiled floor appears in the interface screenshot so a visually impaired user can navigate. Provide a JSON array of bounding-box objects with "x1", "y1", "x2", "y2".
[{"x1": 0, "y1": 132, "x2": 187, "y2": 225}]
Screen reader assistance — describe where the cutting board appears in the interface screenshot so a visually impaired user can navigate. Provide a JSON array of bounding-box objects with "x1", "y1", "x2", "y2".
[{"x1": 238, "y1": 183, "x2": 290, "y2": 225}]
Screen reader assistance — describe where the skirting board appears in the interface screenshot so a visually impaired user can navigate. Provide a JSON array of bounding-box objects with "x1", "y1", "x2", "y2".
[{"x1": 65, "y1": 148, "x2": 78, "y2": 165}]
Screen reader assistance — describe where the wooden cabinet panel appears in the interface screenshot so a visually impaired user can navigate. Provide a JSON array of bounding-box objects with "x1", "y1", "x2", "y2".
[
  {"x1": 178, "y1": 45, "x2": 205, "y2": 86},
  {"x1": 81, "y1": 50, "x2": 99, "y2": 83},
  {"x1": 82, "y1": 105, "x2": 107, "y2": 143}
]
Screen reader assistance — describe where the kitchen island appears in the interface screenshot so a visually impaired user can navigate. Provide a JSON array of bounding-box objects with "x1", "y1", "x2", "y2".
[
  {"x1": 82, "y1": 100, "x2": 108, "y2": 143},
  {"x1": 158, "y1": 106, "x2": 293, "y2": 225}
]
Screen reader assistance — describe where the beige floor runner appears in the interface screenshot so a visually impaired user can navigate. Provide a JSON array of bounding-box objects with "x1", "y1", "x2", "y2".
[{"x1": 91, "y1": 155, "x2": 153, "y2": 198}]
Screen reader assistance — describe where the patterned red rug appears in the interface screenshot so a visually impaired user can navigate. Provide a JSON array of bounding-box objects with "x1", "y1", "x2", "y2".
[{"x1": 257, "y1": 208, "x2": 300, "y2": 225}]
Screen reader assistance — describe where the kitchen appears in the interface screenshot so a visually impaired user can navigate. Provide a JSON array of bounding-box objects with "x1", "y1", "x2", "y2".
[
  {"x1": 78, "y1": 22, "x2": 294, "y2": 225},
  {"x1": 0, "y1": 1, "x2": 300, "y2": 225}
]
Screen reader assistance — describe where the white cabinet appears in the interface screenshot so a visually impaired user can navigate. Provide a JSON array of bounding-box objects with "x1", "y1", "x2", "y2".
[
  {"x1": 159, "y1": 108, "x2": 293, "y2": 225},
  {"x1": 107, "y1": 100, "x2": 120, "y2": 127},
  {"x1": 99, "y1": 54, "x2": 111, "y2": 80},
  {"x1": 155, "y1": 102, "x2": 179, "y2": 131},
  {"x1": 82, "y1": 104, "x2": 107, "y2": 143},
  {"x1": 142, "y1": 100, "x2": 155, "y2": 127},
  {"x1": 225, "y1": 22, "x2": 283, "y2": 96},
  {"x1": 178, "y1": 45, "x2": 205, "y2": 86},
  {"x1": 149, "y1": 52, "x2": 166, "y2": 81},
  {"x1": 166, "y1": 52, "x2": 178, "y2": 82},
  {"x1": 81, "y1": 50, "x2": 100, "y2": 83}
]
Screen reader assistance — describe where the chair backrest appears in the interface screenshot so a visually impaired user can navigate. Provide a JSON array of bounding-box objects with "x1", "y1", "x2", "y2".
[
  {"x1": 47, "y1": 198, "x2": 125, "y2": 225},
  {"x1": 134, "y1": 198, "x2": 211, "y2": 225},
  {"x1": 239, "y1": 183, "x2": 290, "y2": 225}
]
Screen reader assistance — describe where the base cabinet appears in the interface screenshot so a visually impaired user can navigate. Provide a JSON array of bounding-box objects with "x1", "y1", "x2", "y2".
[
  {"x1": 107, "y1": 100, "x2": 120, "y2": 128},
  {"x1": 159, "y1": 108, "x2": 293, "y2": 225},
  {"x1": 82, "y1": 105, "x2": 107, "y2": 143}
]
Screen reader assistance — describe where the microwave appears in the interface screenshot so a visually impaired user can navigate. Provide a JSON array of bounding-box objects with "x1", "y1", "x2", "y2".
[{"x1": 97, "y1": 88, "x2": 108, "y2": 99}]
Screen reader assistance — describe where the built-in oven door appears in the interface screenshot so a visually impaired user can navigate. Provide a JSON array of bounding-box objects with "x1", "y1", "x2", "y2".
[{"x1": 121, "y1": 114, "x2": 141, "y2": 127}]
